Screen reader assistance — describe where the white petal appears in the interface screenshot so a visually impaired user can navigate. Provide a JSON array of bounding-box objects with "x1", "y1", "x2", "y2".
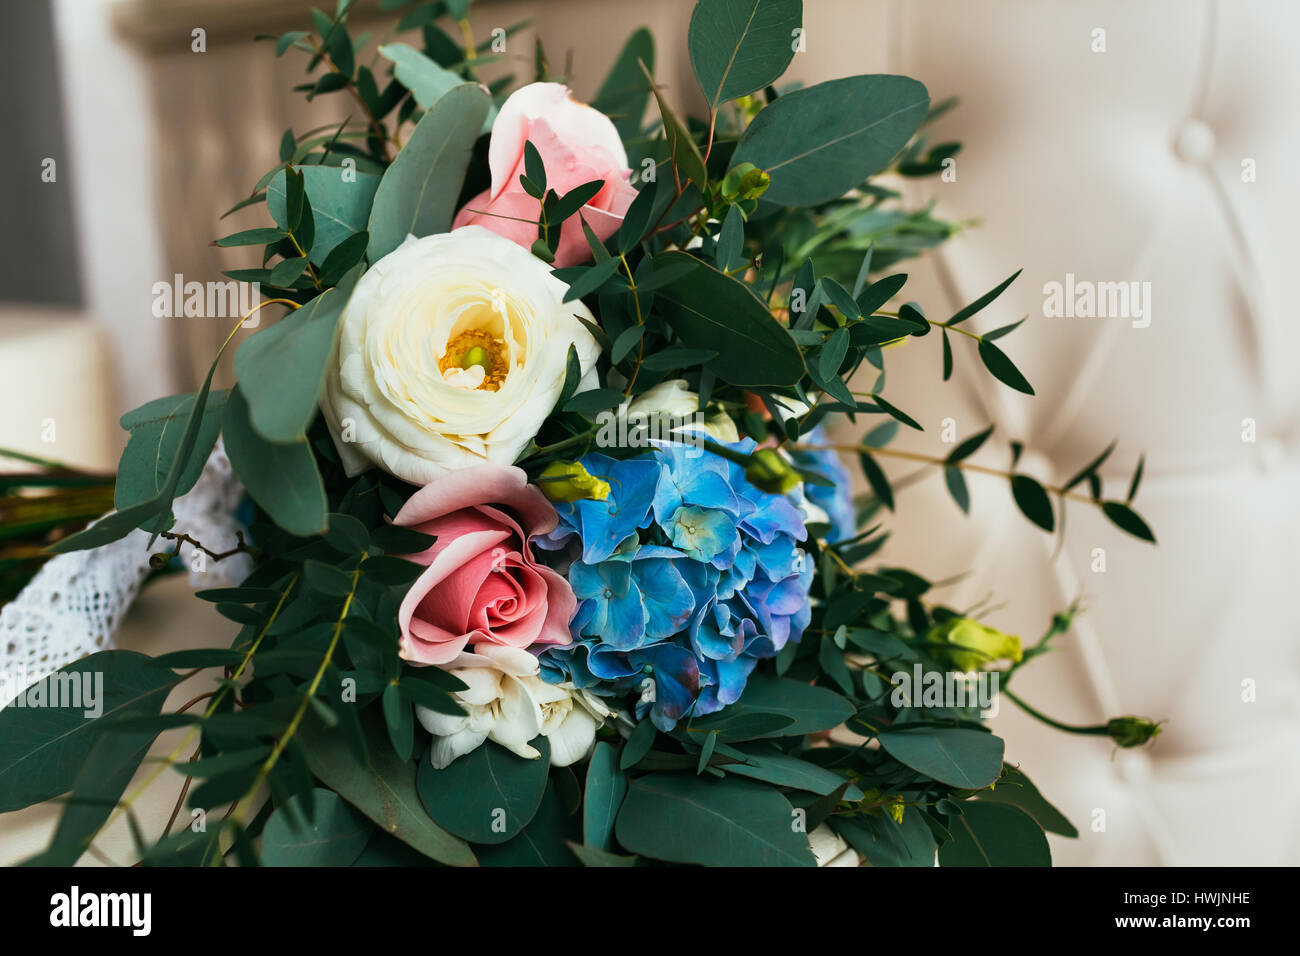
[
  {"x1": 453, "y1": 667, "x2": 505, "y2": 706},
  {"x1": 471, "y1": 644, "x2": 542, "y2": 678},
  {"x1": 809, "y1": 824, "x2": 849, "y2": 866},
  {"x1": 429, "y1": 728, "x2": 489, "y2": 769},
  {"x1": 546, "y1": 708, "x2": 598, "y2": 767},
  {"x1": 415, "y1": 705, "x2": 470, "y2": 737},
  {"x1": 824, "y1": 847, "x2": 863, "y2": 867},
  {"x1": 488, "y1": 674, "x2": 543, "y2": 752}
]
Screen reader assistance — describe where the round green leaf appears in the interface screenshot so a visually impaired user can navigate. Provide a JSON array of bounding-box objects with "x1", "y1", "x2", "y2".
[
  {"x1": 475, "y1": 783, "x2": 578, "y2": 866},
  {"x1": 416, "y1": 738, "x2": 550, "y2": 844},
  {"x1": 262, "y1": 789, "x2": 372, "y2": 866}
]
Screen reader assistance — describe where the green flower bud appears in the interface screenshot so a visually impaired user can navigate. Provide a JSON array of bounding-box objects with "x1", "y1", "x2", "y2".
[
  {"x1": 885, "y1": 795, "x2": 905, "y2": 824},
  {"x1": 720, "y1": 162, "x2": 771, "y2": 203},
  {"x1": 745, "y1": 448, "x2": 801, "y2": 495},
  {"x1": 459, "y1": 345, "x2": 491, "y2": 372},
  {"x1": 1106, "y1": 716, "x2": 1163, "y2": 748},
  {"x1": 928, "y1": 617, "x2": 1023, "y2": 671},
  {"x1": 537, "y1": 461, "x2": 610, "y2": 503}
]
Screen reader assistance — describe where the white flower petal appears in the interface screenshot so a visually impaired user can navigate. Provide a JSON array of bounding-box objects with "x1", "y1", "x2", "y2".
[
  {"x1": 415, "y1": 705, "x2": 469, "y2": 737},
  {"x1": 452, "y1": 666, "x2": 505, "y2": 706},
  {"x1": 429, "y1": 728, "x2": 489, "y2": 769},
  {"x1": 546, "y1": 707, "x2": 599, "y2": 767},
  {"x1": 809, "y1": 823, "x2": 850, "y2": 866}
]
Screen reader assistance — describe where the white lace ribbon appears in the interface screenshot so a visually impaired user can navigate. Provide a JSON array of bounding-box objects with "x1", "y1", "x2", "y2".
[{"x1": 0, "y1": 441, "x2": 250, "y2": 703}]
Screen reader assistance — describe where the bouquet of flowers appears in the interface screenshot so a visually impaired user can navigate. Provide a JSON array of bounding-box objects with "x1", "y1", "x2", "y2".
[{"x1": 0, "y1": 0, "x2": 1160, "y2": 867}]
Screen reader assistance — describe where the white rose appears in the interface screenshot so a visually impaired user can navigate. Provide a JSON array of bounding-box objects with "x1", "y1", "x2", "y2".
[
  {"x1": 323, "y1": 226, "x2": 601, "y2": 485},
  {"x1": 625, "y1": 378, "x2": 740, "y2": 443},
  {"x1": 415, "y1": 645, "x2": 612, "y2": 769}
]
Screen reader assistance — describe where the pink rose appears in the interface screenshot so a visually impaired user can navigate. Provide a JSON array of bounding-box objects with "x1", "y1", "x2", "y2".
[
  {"x1": 451, "y1": 82, "x2": 639, "y2": 268},
  {"x1": 393, "y1": 464, "x2": 575, "y2": 666}
]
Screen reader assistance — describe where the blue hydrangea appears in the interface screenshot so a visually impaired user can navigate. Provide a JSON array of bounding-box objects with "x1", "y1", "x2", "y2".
[
  {"x1": 537, "y1": 441, "x2": 813, "y2": 730},
  {"x1": 788, "y1": 426, "x2": 857, "y2": 542}
]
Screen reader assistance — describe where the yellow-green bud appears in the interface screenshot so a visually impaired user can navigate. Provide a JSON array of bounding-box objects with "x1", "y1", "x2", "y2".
[
  {"x1": 720, "y1": 162, "x2": 771, "y2": 203},
  {"x1": 928, "y1": 617, "x2": 1023, "y2": 671},
  {"x1": 537, "y1": 461, "x2": 610, "y2": 503},
  {"x1": 460, "y1": 346, "x2": 491, "y2": 372},
  {"x1": 885, "y1": 795, "x2": 905, "y2": 824},
  {"x1": 744, "y1": 448, "x2": 801, "y2": 495},
  {"x1": 1106, "y1": 716, "x2": 1163, "y2": 748}
]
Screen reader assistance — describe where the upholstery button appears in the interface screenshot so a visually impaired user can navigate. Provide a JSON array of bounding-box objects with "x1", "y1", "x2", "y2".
[{"x1": 1173, "y1": 118, "x2": 1216, "y2": 165}]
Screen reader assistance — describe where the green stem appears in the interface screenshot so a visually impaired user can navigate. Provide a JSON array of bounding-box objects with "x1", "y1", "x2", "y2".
[
  {"x1": 223, "y1": 558, "x2": 366, "y2": 838},
  {"x1": 1003, "y1": 689, "x2": 1110, "y2": 736},
  {"x1": 526, "y1": 427, "x2": 599, "y2": 459},
  {"x1": 621, "y1": 254, "x2": 647, "y2": 396}
]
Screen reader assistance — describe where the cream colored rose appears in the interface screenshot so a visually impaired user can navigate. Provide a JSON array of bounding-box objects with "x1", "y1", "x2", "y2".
[{"x1": 323, "y1": 226, "x2": 601, "y2": 485}]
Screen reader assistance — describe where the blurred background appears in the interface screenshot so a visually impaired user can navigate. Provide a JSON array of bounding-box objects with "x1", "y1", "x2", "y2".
[{"x1": 1, "y1": 0, "x2": 1296, "y2": 865}]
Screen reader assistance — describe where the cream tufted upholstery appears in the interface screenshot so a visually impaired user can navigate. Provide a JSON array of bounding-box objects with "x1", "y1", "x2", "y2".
[{"x1": 797, "y1": 0, "x2": 1300, "y2": 865}]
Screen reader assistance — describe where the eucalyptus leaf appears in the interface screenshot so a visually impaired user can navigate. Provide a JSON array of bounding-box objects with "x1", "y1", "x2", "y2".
[
  {"x1": 233, "y1": 265, "x2": 362, "y2": 443},
  {"x1": 262, "y1": 789, "x2": 372, "y2": 865},
  {"x1": 731, "y1": 75, "x2": 929, "y2": 206},
  {"x1": 267, "y1": 166, "x2": 380, "y2": 266},
  {"x1": 23, "y1": 713, "x2": 172, "y2": 866},
  {"x1": 223, "y1": 386, "x2": 329, "y2": 537},
  {"x1": 653, "y1": 251, "x2": 803, "y2": 386},
  {"x1": 877, "y1": 727, "x2": 1004, "y2": 789},
  {"x1": 976, "y1": 767, "x2": 1078, "y2": 838},
  {"x1": 835, "y1": 809, "x2": 936, "y2": 867},
  {"x1": 300, "y1": 713, "x2": 476, "y2": 866},
  {"x1": 690, "y1": 674, "x2": 854, "y2": 739},
  {"x1": 114, "y1": 391, "x2": 228, "y2": 511},
  {"x1": 938, "y1": 801, "x2": 1050, "y2": 866},
  {"x1": 616, "y1": 773, "x2": 814, "y2": 867},
  {"x1": 0, "y1": 651, "x2": 179, "y2": 813},
  {"x1": 592, "y1": 28, "x2": 655, "y2": 143},
  {"x1": 475, "y1": 783, "x2": 577, "y2": 866},
  {"x1": 367, "y1": 83, "x2": 491, "y2": 261},
  {"x1": 727, "y1": 749, "x2": 864, "y2": 799},
  {"x1": 416, "y1": 738, "x2": 550, "y2": 844},
  {"x1": 689, "y1": 0, "x2": 802, "y2": 112}
]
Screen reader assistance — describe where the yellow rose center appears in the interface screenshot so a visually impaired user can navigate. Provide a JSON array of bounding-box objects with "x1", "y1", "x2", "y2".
[{"x1": 439, "y1": 329, "x2": 509, "y2": 391}]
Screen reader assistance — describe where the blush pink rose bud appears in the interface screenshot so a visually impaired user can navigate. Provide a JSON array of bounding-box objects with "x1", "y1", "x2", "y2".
[
  {"x1": 393, "y1": 463, "x2": 575, "y2": 666},
  {"x1": 451, "y1": 82, "x2": 639, "y2": 268}
]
